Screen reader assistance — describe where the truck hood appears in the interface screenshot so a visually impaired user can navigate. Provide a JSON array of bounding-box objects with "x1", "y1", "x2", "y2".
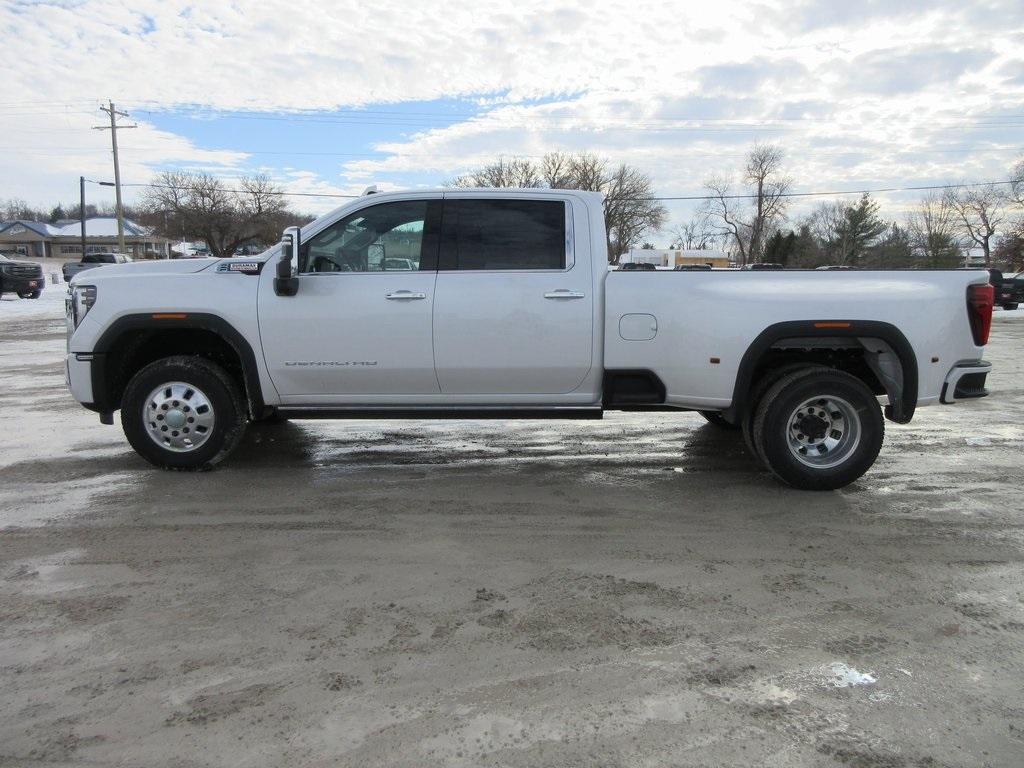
[{"x1": 69, "y1": 258, "x2": 218, "y2": 285}]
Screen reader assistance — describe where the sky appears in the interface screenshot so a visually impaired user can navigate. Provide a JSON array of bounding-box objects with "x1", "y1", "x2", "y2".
[{"x1": 2, "y1": 0, "x2": 1023, "y2": 240}]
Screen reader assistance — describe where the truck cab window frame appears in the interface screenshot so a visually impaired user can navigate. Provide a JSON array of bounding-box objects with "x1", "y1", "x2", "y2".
[
  {"x1": 438, "y1": 198, "x2": 573, "y2": 272},
  {"x1": 299, "y1": 200, "x2": 441, "y2": 275}
]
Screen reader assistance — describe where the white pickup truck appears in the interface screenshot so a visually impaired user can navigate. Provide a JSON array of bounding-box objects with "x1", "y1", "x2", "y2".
[{"x1": 65, "y1": 188, "x2": 994, "y2": 490}]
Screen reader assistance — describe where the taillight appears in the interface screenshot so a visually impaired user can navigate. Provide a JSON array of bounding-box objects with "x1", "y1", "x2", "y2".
[{"x1": 967, "y1": 283, "x2": 993, "y2": 346}]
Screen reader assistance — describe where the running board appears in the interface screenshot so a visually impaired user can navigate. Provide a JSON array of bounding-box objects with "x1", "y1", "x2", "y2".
[{"x1": 274, "y1": 407, "x2": 604, "y2": 420}]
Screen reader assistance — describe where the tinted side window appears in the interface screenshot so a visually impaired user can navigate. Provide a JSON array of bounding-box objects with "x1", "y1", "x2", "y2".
[{"x1": 440, "y1": 199, "x2": 565, "y2": 270}]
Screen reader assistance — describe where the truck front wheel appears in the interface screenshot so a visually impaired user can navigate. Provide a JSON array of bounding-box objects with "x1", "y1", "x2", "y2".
[
  {"x1": 752, "y1": 368, "x2": 883, "y2": 491},
  {"x1": 121, "y1": 356, "x2": 248, "y2": 470}
]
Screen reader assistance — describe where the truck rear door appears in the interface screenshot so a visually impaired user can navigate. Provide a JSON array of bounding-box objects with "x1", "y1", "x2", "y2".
[{"x1": 432, "y1": 194, "x2": 593, "y2": 395}]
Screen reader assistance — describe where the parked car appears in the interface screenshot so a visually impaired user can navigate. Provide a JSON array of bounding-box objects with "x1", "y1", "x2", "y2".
[
  {"x1": 990, "y1": 268, "x2": 1023, "y2": 310},
  {"x1": 618, "y1": 262, "x2": 656, "y2": 270},
  {"x1": 0, "y1": 253, "x2": 44, "y2": 299},
  {"x1": 674, "y1": 264, "x2": 713, "y2": 271},
  {"x1": 62, "y1": 252, "x2": 131, "y2": 283},
  {"x1": 64, "y1": 188, "x2": 993, "y2": 490},
  {"x1": 816, "y1": 265, "x2": 859, "y2": 270},
  {"x1": 382, "y1": 257, "x2": 416, "y2": 271},
  {"x1": 745, "y1": 263, "x2": 785, "y2": 270}
]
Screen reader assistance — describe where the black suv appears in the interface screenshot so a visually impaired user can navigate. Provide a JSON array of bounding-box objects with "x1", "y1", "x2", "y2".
[{"x1": 0, "y1": 253, "x2": 44, "y2": 299}]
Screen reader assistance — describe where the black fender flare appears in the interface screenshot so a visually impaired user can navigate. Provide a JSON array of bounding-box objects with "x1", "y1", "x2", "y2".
[
  {"x1": 87, "y1": 313, "x2": 265, "y2": 416},
  {"x1": 726, "y1": 320, "x2": 918, "y2": 424}
]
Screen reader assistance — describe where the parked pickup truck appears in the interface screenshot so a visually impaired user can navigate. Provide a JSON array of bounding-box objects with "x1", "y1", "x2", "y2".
[
  {"x1": 64, "y1": 189, "x2": 994, "y2": 490},
  {"x1": 0, "y1": 253, "x2": 44, "y2": 298},
  {"x1": 62, "y1": 252, "x2": 131, "y2": 283},
  {"x1": 990, "y1": 269, "x2": 1023, "y2": 310}
]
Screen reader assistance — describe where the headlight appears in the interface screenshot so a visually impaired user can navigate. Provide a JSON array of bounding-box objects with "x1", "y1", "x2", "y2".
[{"x1": 70, "y1": 285, "x2": 97, "y2": 328}]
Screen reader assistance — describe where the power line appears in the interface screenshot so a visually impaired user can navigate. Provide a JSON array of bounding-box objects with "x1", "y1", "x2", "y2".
[
  {"x1": 87, "y1": 177, "x2": 1018, "y2": 202},
  {"x1": 8, "y1": 144, "x2": 1021, "y2": 160}
]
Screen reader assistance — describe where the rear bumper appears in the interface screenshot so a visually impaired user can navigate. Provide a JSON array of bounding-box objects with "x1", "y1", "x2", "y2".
[{"x1": 940, "y1": 360, "x2": 991, "y2": 404}]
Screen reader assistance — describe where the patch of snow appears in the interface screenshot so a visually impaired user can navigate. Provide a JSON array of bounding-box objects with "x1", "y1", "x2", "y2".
[
  {"x1": 0, "y1": 282, "x2": 66, "y2": 322},
  {"x1": 965, "y1": 436, "x2": 992, "y2": 446},
  {"x1": 993, "y1": 306, "x2": 1024, "y2": 320},
  {"x1": 827, "y1": 662, "x2": 876, "y2": 688}
]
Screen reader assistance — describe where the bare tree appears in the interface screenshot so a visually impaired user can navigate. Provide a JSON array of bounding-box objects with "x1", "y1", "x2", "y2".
[
  {"x1": 908, "y1": 194, "x2": 961, "y2": 268},
  {"x1": 1011, "y1": 156, "x2": 1024, "y2": 209},
  {"x1": 142, "y1": 172, "x2": 290, "y2": 258},
  {"x1": 1, "y1": 197, "x2": 46, "y2": 221},
  {"x1": 667, "y1": 215, "x2": 716, "y2": 250},
  {"x1": 601, "y1": 162, "x2": 668, "y2": 258},
  {"x1": 453, "y1": 151, "x2": 667, "y2": 261},
  {"x1": 451, "y1": 157, "x2": 541, "y2": 189},
  {"x1": 945, "y1": 184, "x2": 1006, "y2": 266},
  {"x1": 702, "y1": 175, "x2": 751, "y2": 263},
  {"x1": 702, "y1": 143, "x2": 791, "y2": 265}
]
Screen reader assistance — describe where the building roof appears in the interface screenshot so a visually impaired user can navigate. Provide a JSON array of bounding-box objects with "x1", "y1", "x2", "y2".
[
  {"x1": 0, "y1": 218, "x2": 155, "y2": 238},
  {"x1": 0, "y1": 220, "x2": 62, "y2": 237},
  {"x1": 54, "y1": 218, "x2": 151, "y2": 237}
]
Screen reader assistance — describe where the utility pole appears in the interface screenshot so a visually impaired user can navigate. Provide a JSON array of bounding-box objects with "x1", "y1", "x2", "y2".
[
  {"x1": 94, "y1": 101, "x2": 136, "y2": 255},
  {"x1": 79, "y1": 176, "x2": 87, "y2": 262}
]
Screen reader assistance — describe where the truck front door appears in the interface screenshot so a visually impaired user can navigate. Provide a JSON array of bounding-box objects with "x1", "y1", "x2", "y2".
[{"x1": 258, "y1": 198, "x2": 441, "y2": 400}]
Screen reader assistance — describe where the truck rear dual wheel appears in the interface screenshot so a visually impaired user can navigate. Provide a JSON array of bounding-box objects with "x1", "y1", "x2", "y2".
[
  {"x1": 751, "y1": 368, "x2": 884, "y2": 491},
  {"x1": 741, "y1": 363, "x2": 827, "y2": 462},
  {"x1": 121, "y1": 356, "x2": 248, "y2": 470}
]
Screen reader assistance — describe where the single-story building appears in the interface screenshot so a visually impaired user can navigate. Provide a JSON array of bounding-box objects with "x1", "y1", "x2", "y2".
[
  {"x1": 0, "y1": 218, "x2": 172, "y2": 259},
  {"x1": 619, "y1": 248, "x2": 731, "y2": 268}
]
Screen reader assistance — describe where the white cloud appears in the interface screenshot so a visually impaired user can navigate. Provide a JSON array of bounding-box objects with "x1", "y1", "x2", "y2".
[{"x1": 1, "y1": 0, "x2": 1023, "y2": 225}]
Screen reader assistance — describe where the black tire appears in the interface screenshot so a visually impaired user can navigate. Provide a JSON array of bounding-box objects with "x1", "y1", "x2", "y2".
[
  {"x1": 699, "y1": 410, "x2": 738, "y2": 429},
  {"x1": 752, "y1": 368, "x2": 883, "y2": 491},
  {"x1": 1003, "y1": 303, "x2": 1019, "y2": 311},
  {"x1": 121, "y1": 355, "x2": 248, "y2": 470},
  {"x1": 741, "y1": 363, "x2": 827, "y2": 465}
]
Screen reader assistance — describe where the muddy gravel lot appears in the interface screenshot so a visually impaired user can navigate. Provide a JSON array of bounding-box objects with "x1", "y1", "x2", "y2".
[{"x1": 1, "y1": 294, "x2": 1023, "y2": 767}]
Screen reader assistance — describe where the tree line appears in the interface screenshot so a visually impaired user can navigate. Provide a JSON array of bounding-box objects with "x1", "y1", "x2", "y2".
[
  {"x1": 4, "y1": 147, "x2": 1023, "y2": 266},
  {"x1": 681, "y1": 144, "x2": 1024, "y2": 270}
]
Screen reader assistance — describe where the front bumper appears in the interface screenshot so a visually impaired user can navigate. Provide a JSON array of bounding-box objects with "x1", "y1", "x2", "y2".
[
  {"x1": 66, "y1": 353, "x2": 95, "y2": 404},
  {"x1": 940, "y1": 360, "x2": 991, "y2": 404},
  {"x1": 3, "y1": 275, "x2": 43, "y2": 293}
]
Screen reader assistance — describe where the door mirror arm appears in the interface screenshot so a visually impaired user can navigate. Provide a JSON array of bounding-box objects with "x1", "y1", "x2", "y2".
[{"x1": 274, "y1": 226, "x2": 301, "y2": 297}]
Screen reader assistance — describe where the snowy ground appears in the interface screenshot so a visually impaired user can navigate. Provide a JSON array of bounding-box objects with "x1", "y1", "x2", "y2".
[
  {"x1": 0, "y1": 281, "x2": 67, "y2": 321},
  {"x1": 1, "y1": 285, "x2": 1023, "y2": 766}
]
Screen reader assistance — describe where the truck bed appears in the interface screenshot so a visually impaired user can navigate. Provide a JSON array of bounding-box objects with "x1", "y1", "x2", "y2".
[{"x1": 603, "y1": 269, "x2": 989, "y2": 411}]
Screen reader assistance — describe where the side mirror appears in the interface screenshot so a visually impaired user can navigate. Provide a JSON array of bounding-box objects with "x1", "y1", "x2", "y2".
[{"x1": 274, "y1": 226, "x2": 301, "y2": 296}]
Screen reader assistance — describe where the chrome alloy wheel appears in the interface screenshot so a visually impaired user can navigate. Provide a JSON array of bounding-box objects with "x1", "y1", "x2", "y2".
[
  {"x1": 786, "y1": 395, "x2": 861, "y2": 469},
  {"x1": 142, "y1": 381, "x2": 215, "y2": 452}
]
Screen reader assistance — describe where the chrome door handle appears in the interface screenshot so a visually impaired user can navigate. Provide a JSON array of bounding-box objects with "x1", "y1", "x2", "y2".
[
  {"x1": 544, "y1": 290, "x2": 586, "y2": 299},
  {"x1": 385, "y1": 290, "x2": 426, "y2": 300}
]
